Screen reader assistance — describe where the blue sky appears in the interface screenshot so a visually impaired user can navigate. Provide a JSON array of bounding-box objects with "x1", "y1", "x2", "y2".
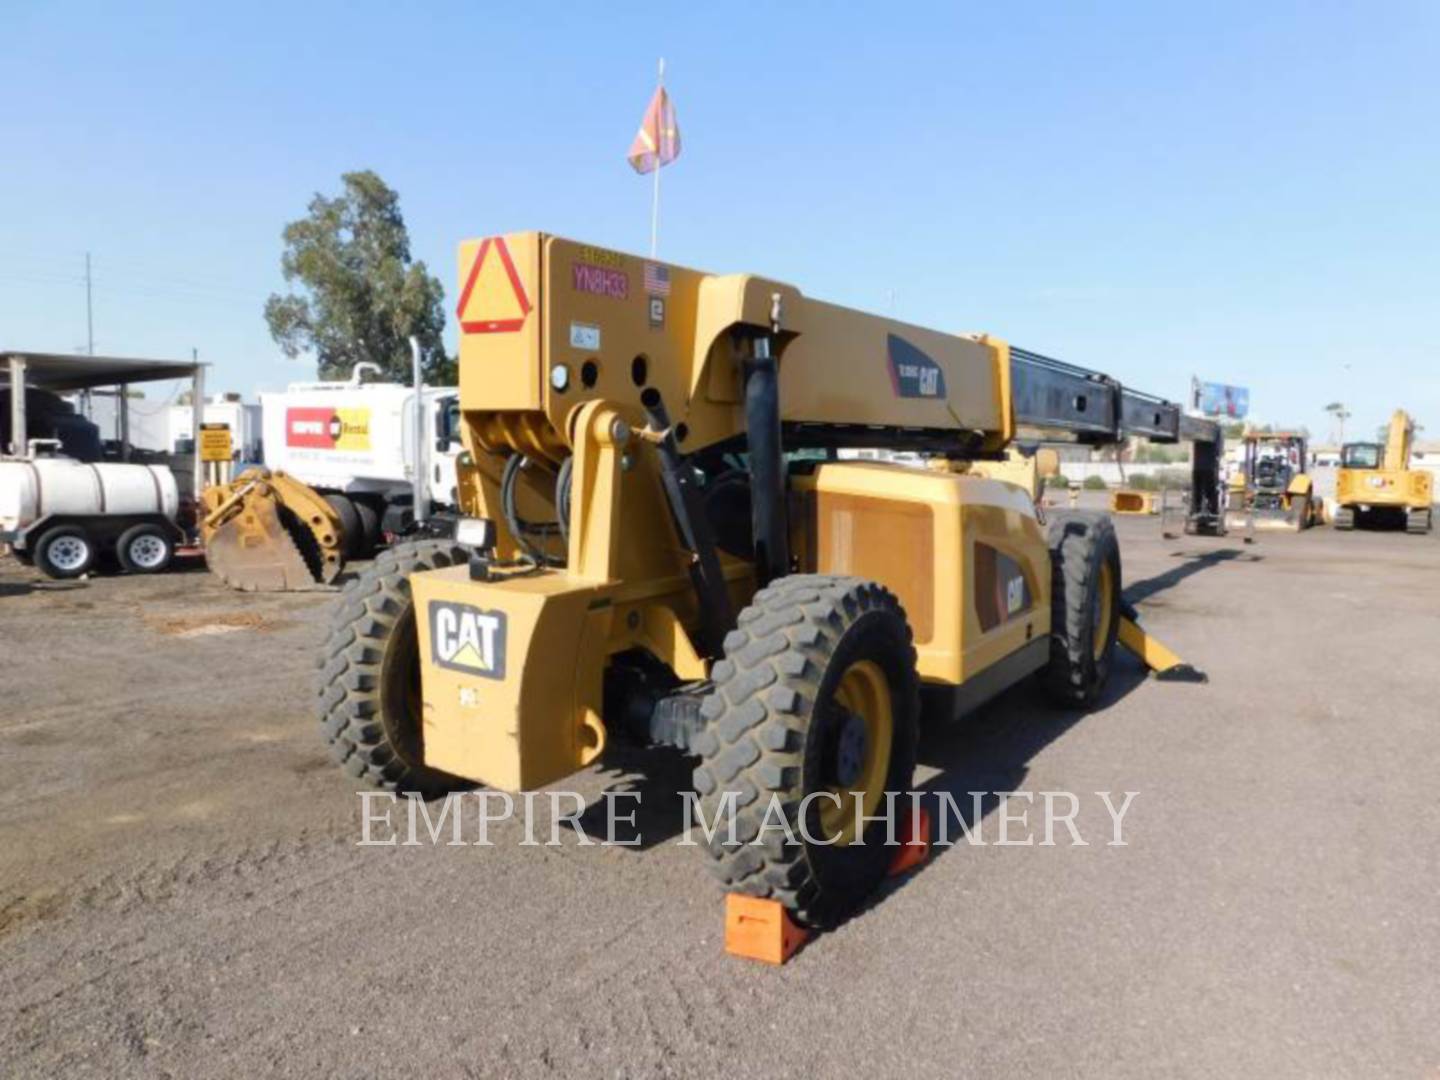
[{"x1": 3, "y1": 1, "x2": 1436, "y2": 443}]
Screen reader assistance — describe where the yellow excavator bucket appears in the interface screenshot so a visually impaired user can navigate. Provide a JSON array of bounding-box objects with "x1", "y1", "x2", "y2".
[{"x1": 200, "y1": 469, "x2": 344, "y2": 591}]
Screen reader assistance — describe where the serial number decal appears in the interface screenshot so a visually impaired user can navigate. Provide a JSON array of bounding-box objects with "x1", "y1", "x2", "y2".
[
  {"x1": 572, "y1": 262, "x2": 630, "y2": 300},
  {"x1": 576, "y1": 245, "x2": 625, "y2": 269}
]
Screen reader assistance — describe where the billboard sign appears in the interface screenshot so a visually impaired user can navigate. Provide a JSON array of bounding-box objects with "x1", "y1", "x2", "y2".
[{"x1": 1195, "y1": 380, "x2": 1250, "y2": 419}]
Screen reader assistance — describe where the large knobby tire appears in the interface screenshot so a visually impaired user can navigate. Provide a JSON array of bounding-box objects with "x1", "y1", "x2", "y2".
[
  {"x1": 318, "y1": 539, "x2": 470, "y2": 795},
  {"x1": 1042, "y1": 512, "x2": 1122, "y2": 707},
  {"x1": 693, "y1": 575, "x2": 919, "y2": 929}
]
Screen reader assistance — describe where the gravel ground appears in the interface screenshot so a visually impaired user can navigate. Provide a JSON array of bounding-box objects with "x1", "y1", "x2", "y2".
[{"x1": 2, "y1": 505, "x2": 1437, "y2": 1078}]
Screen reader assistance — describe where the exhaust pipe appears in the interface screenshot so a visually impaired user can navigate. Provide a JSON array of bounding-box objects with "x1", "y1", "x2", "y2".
[{"x1": 410, "y1": 337, "x2": 428, "y2": 527}]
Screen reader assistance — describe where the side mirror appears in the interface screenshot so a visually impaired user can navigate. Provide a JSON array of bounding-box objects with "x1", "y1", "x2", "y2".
[{"x1": 436, "y1": 436, "x2": 450, "y2": 452}]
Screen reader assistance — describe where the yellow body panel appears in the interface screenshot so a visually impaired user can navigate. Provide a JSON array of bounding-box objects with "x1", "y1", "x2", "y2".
[
  {"x1": 1336, "y1": 467, "x2": 1431, "y2": 509},
  {"x1": 797, "y1": 463, "x2": 1047, "y2": 685}
]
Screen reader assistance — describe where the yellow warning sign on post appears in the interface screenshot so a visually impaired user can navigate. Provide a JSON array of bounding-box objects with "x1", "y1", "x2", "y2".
[{"x1": 199, "y1": 423, "x2": 233, "y2": 462}]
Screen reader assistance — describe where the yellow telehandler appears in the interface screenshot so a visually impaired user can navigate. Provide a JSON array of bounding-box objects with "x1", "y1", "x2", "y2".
[
  {"x1": 1334, "y1": 410, "x2": 1432, "y2": 533},
  {"x1": 316, "y1": 233, "x2": 1220, "y2": 927}
]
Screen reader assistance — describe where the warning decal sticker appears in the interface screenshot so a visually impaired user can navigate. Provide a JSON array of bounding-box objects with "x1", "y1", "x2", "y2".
[{"x1": 456, "y1": 237, "x2": 533, "y2": 334}]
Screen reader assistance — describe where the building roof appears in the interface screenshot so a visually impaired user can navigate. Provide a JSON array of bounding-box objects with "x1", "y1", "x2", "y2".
[{"x1": 2, "y1": 350, "x2": 203, "y2": 392}]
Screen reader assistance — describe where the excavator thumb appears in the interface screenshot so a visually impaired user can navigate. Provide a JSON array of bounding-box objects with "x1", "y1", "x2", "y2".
[{"x1": 200, "y1": 469, "x2": 344, "y2": 591}]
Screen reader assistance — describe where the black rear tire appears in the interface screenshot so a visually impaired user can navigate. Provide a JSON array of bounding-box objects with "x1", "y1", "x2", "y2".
[
  {"x1": 1041, "y1": 512, "x2": 1121, "y2": 707},
  {"x1": 693, "y1": 575, "x2": 919, "y2": 929},
  {"x1": 34, "y1": 525, "x2": 96, "y2": 579},
  {"x1": 352, "y1": 497, "x2": 381, "y2": 557},
  {"x1": 318, "y1": 539, "x2": 471, "y2": 795},
  {"x1": 324, "y1": 493, "x2": 362, "y2": 559},
  {"x1": 116, "y1": 523, "x2": 175, "y2": 574}
]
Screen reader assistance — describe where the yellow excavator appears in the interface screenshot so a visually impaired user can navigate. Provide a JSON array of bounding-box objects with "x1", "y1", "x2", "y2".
[
  {"x1": 316, "y1": 232, "x2": 1219, "y2": 927},
  {"x1": 199, "y1": 468, "x2": 345, "y2": 590},
  {"x1": 1225, "y1": 431, "x2": 1321, "y2": 531},
  {"x1": 1335, "y1": 409, "x2": 1432, "y2": 533}
]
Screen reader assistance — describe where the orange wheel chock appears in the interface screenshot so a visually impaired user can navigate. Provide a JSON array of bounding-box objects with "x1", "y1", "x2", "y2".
[
  {"x1": 887, "y1": 805, "x2": 932, "y2": 877},
  {"x1": 724, "y1": 894, "x2": 810, "y2": 965}
]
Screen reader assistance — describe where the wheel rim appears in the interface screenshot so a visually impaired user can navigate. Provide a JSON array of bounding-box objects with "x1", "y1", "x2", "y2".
[
  {"x1": 48, "y1": 536, "x2": 89, "y2": 571},
  {"x1": 128, "y1": 534, "x2": 168, "y2": 569},
  {"x1": 819, "y1": 659, "x2": 894, "y2": 846},
  {"x1": 1093, "y1": 562, "x2": 1114, "y2": 661}
]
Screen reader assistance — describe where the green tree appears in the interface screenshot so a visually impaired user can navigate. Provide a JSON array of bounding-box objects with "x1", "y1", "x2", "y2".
[{"x1": 265, "y1": 171, "x2": 453, "y2": 383}]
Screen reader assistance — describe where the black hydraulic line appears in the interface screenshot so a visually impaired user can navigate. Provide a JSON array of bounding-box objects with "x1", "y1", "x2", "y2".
[
  {"x1": 640, "y1": 388, "x2": 734, "y2": 657},
  {"x1": 742, "y1": 335, "x2": 790, "y2": 588}
]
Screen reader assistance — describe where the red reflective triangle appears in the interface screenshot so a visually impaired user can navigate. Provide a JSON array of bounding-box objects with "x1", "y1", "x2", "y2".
[{"x1": 456, "y1": 237, "x2": 533, "y2": 334}]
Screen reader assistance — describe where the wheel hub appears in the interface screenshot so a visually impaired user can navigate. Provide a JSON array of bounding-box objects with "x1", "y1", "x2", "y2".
[
  {"x1": 130, "y1": 536, "x2": 166, "y2": 568},
  {"x1": 50, "y1": 538, "x2": 88, "y2": 570},
  {"x1": 831, "y1": 707, "x2": 869, "y2": 789}
]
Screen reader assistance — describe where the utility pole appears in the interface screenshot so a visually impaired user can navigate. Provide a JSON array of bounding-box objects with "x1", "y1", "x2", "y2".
[{"x1": 85, "y1": 252, "x2": 94, "y2": 356}]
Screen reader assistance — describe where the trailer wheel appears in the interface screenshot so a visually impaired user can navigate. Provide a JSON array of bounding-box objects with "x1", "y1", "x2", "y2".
[
  {"x1": 318, "y1": 539, "x2": 470, "y2": 795},
  {"x1": 323, "y1": 494, "x2": 362, "y2": 559},
  {"x1": 116, "y1": 523, "x2": 174, "y2": 574},
  {"x1": 34, "y1": 525, "x2": 96, "y2": 579},
  {"x1": 1041, "y1": 511, "x2": 1121, "y2": 707},
  {"x1": 693, "y1": 575, "x2": 919, "y2": 929}
]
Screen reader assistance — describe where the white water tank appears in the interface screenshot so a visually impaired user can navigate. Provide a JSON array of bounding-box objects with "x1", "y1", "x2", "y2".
[{"x1": 0, "y1": 458, "x2": 179, "y2": 533}]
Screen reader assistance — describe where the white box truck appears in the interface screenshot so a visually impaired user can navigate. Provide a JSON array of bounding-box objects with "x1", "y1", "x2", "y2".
[
  {"x1": 258, "y1": 372, "x2": 461, "y2": 555},
  {"x1": 168, "y1": 396, "x2": 263, "y2": 462}
]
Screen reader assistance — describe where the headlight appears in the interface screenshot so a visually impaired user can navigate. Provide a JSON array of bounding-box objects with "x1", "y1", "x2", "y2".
[{"x1": 454, "y1": 516, "x2": 496, "y2": 550}]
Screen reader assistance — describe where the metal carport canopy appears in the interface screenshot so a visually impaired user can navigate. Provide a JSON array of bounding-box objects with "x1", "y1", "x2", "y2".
[
  {"x1": 3, "y1": 349, "x2": 208, "y2": 498},
  {"x1": 1, "y1": 350, "x2": 202, "y2": 392}
]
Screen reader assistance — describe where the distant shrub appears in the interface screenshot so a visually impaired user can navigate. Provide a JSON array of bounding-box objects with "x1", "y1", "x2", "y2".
[
  {"x1": 1083, "y1": 475, "x2": 1108, "y2": 490},
  {"x1": 1045, "y1": 473, "x2": 1070, "y2": 489}
]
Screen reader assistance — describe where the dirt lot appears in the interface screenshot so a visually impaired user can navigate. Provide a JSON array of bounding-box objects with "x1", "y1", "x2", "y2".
[{"x1": 2, "y1": 510, "x2": 1438, "y2": 1078}]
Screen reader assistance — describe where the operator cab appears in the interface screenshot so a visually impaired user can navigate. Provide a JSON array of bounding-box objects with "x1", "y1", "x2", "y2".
[{"x1": 1341, "y1": 443, "x2": 1382, "y2": 469}]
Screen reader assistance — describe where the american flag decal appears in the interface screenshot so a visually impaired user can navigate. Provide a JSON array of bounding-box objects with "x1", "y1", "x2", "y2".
[{"x1": 643, "y1": 262, "x2": 671, "y2": 297}]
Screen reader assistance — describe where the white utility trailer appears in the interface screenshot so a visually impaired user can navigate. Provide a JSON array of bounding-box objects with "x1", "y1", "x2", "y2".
[{"x1": 2, "y1": 350, "x2": 206, "y2": 579}]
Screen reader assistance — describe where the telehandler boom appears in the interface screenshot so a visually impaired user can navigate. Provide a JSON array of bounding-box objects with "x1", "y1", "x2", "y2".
[{"x1": 318, "y1": 233, "x2": 1220, "y2": 926}]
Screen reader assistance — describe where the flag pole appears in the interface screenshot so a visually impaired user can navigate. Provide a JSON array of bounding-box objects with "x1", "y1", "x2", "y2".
[{"x1": 650, "y1": 58, "x2": 664, "y2": 258}]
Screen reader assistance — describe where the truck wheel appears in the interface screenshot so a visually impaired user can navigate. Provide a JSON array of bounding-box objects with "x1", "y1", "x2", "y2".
[
  {"x1": 351, "y1": 498, "x2": 381, "y2": 557},
  {"x1": 323, "y1": 494, "x2": 362, "y2": 559},
  {"x1": 693, "y1": 575, "x2": 919, "y2": 929},
  {"x1": 34, "y1": 525, "x2": 96, "y2": 579},
  {"x1": 116, "y1": 523, "x2": 174, "y2": 573},
  {"x1": 318, "y1": 539, "x2": 471, "y2": 795},
  {"x1": 1041, "y1": 512, "x2": 1121, "y2": 707}
]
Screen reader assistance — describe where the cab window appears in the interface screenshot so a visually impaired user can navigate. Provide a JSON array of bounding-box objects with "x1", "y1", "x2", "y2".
[{"x1": 1341, "y1": 443, "x2": 1381, "y2": 469}]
